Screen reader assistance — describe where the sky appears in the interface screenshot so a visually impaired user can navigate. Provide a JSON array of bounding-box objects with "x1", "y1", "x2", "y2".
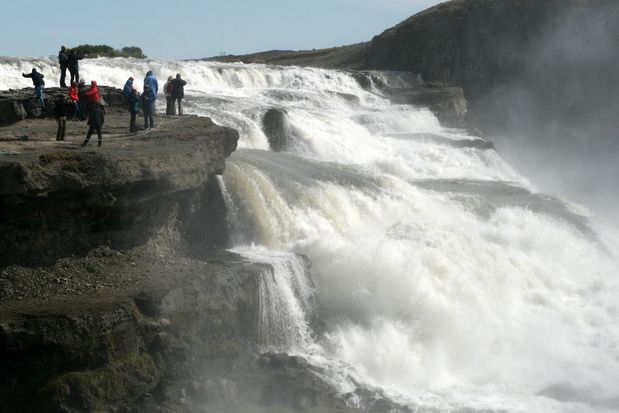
[{"x1": 0, "y1": 0, "x2": 444, "y2": 59}]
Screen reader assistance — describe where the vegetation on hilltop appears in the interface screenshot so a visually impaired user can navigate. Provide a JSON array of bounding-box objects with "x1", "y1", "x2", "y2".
[{"x1": 71, "y1": 45, "x2": 147, "y2": 59}]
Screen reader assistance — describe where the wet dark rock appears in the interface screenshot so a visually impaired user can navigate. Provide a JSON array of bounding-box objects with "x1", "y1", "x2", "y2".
[
  {"x1": 262, "y1": 108, "x2": 293, "y2": 152},
  {"x1": 387, "y1": 86, "x2": 468, "y2": 128},
  {"x1": 348, "y1": 71, "x2": 386, "y2": 91},
  {"x1": 134, "y1": 293, "x2": 162, "y2": 317},
  {"x1": 0, "y1": 100, "x2": 27, "y2": 124},
  {"x1": 0, "y1": 251, "x2": 268, "y2": 412}
]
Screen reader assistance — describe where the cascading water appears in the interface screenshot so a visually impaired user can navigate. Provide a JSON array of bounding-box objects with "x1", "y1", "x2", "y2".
[
  {"x1": 2, "y1": 56, "x2": 618, "y2": 413},
  {"x1": 234, "y1": 247, "x2": 316, "y2": 352}
]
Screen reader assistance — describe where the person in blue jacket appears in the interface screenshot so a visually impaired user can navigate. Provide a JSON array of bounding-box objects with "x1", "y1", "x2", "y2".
[
  {"x1": 143, "y1": 70, "x2": 158, "y2": 115},
  {"x1": 123, "y1": 77, "x2": 134, "y2": 99}
]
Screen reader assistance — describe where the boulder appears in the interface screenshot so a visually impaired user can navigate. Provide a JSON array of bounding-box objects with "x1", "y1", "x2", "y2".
[
  {"x1": 262, "y1": 108, "x2": 293, "y2": 152},
  {"x1": 0, "y1": 100, "x2": 27, "y2": 124}
]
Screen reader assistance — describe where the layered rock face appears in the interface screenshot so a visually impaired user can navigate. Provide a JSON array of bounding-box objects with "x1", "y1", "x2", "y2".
[
  {"x1": 0, "y1": 115, "x2": 238, "y2": 266},
  {"x1": 365, "y1": 0, "x2": 619, "y2": 96},
  {"x1": 362, "y1": 0, "x2": 619, "y2": 135},
  {"x1": 0, "y1": 102, "x2": 254, "y2": 412}
]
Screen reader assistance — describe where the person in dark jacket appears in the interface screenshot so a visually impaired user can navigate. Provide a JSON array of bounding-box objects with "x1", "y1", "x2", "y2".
[
  {"x1": 143, "y1": 70, "x2": 158, "y2": 115},
  {"x1": 128, "y1": 88, "x2": 141, "y2": 132},
  {"x1": 67, "y1": 49, "x2": 85, "y2": 85},
  {"x1": 164, "y1": 76, "x2": 174, "y2": 115},
  {"x1": 58, "y1": 46, "x2": 69, "y2": 87},
  {"x1": 77, "y1": 79, "x2": 87, "y2": 119},
  {"x1": 141, "y1": 86, "x2": 154, "y2": 129},
  {"x1": 81, "y1": 104, "x2": 105, "y2": 147},
  {"x1": 171, "y1": 73, "x2": 187, "y2": 115},
  {"x1": 123, "y1": 77, "x2": 134, "y2": 103},
  {"x1": 54, "y1": 95, "x2": 72, "y2": 141},
  {"x1": 22, "y1": 68, "x2": 45, "y2": 108}
]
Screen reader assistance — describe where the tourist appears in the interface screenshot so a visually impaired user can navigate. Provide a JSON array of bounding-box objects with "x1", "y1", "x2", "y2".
[
  {"x1": 67, "y1": 49, "x2": 85, "y2": 85},
  {"x1": 164, "y1": 76, "x2": 175, "y2": 115},
  {"x1": 83, "y1": 80, "x2": 101, "y2": 114},
  {"x1": 53, "y1": 95, "x2": 70, "y2": 141},
  {"x1": 128, "y1": 88, "x2": 141, "y2": 133},
  {"x1": 77, "y1": 79, "x2": 87, "y2": 119},
  {"x1": 58, "y1": 46, "x2": 69, "y2": 88},
  {"x1": 123, "y1": 77, "x2": 134, "y2": 102},
  {"x1": 81, "y1": 104, "x2": 105, "y2": 147},
  {"x1": 21, "y1": 68, "x2": 45, "y2": 108},
  {"x1": 141, "y1": 86, "x2": 154, "y2": 129},
  {"x1": 171, "y1": 73, "x2": 187, "y2": 116},
  {"x1": 143, "y1": 70, "x2": 158, "y2": 114},
  {"x1": 68, "y1": 81, "x2": 79, "y2": 120}
]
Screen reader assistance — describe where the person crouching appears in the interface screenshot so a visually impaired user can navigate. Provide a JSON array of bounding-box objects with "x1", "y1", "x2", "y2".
[{"x1": 81, "y1": 103, "x2": 105, "y2": 147}]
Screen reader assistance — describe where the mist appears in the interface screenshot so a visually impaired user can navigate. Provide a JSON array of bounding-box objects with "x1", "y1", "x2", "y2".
[{"x1": 470, "y1": 3, "x2": 619, "y2": 225}]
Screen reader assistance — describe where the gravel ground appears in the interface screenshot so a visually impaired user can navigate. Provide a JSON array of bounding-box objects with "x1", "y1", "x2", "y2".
[{"x1": 0, "y1": 245, "x2": 218, "y2": 313}]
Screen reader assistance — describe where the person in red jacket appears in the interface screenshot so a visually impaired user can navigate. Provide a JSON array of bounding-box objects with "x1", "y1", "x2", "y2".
[
  {"x1": 68, "y1": 81, "x2": 79, "y2": 120},
  {"x1": 83, "y1": 80, "x2": 101, "y2": 116}
]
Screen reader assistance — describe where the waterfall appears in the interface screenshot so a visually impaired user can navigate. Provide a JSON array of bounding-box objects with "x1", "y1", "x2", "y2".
[
  {"x1": 234, "y1": 248, "x2": 316, "y2": 352},
  {"x1": 2, "y1": 56, "x2": 618, "y2": 413}
]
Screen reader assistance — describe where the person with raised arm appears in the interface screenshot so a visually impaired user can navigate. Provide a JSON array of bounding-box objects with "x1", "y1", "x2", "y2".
[
  {"x1": 22, "y1": 68, "x2": 45, "y2": 108},
  {"x1": 67, "y1": 49, "x2": 85, "y2": 85}
]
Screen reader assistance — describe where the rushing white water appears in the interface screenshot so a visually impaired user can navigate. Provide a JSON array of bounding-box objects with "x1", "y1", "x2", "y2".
[
  {"x1": 234, "y1": 247, "x2": 316, "y2": 352},
  {"x1": 2, "y1": 56, "x2": 618, "y2": 412}
]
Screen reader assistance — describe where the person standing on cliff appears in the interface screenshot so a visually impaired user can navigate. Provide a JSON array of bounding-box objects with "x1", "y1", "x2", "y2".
[
  {"x1": 68, "y1": 81, "x2": 79, "y2": 120},
  {"x1": 83, "y1": 80, "x2": 101, "y2": 114},
  {"x1": 77, "y1": 79, "x2": 87, "y2": 119},
  {"x1": 171, "y1": 73, "x2": 187, "y2": 116},
  {"x1": 81, "y1": 103, "x2": 105, "y2": 147},
  {"x1": 141, "y1": 85, "x2": 154, "y2": 129},
  {"x1": 22, "y1": 68, "x2": 45, "y2": 108},
  {"x1": 54, "y1": 95, "x2": 71, "y2": 141},
  {"x1": 122, "y1": 77, "x2": 134, "y2": 104},
  {"x1": 58, "y1": 46, "x2": 69, "y2": 87},
  {"x1": 128, "y1": 88, "x2": 141, "y2": 133},
  {"x1": 143, "y1": 70, "x2": 158, "y2": 115},
  {"x1": 164, "y1": 76, "x2": 175, "y2": 115},
  {"x1": 67, "y1": 49, "x2": 85, "y2": 85}
]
